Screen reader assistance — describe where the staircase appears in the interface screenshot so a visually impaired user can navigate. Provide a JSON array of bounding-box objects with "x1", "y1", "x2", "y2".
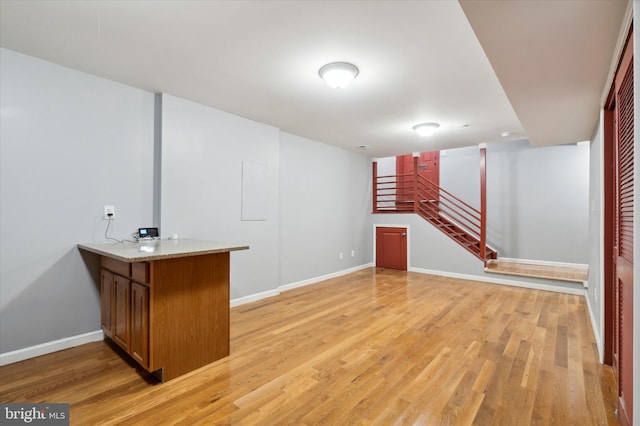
[
  {"x1": 416, "y1": 198, "x2": 497, "y2": 262},
  {"x1": 373, "y1": 161, "x2": 497, "y2": 263}
]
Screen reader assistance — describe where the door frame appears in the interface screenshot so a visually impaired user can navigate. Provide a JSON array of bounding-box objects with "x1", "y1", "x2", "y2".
[
  {"x1": 603, "y1": 95, "x2": 615, "y2": 367},
  {"x1": 602, "y1": 24, "x2": 634, "y2": 426},
  {"x1": 373, "y1": 224, "x2": 410, "y2": 270}
]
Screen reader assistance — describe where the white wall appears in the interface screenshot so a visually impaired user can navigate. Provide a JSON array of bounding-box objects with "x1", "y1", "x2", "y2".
[
  {"x1": 160, "y1": 94, "x2": 280, "y2": 299},
  {"x1": 0, "y1": 49, "x2": 155, "y2": 353},
  {"x1": 376, "y1": 156, "x2": 395, "y2": 176},
  {"x1": 279, "y1": 133, "x2": 372, "y2": 286},
  {"x1": 440, "y1": 140, "x2": 590, "y2": 264},
  {"x1": 439, "y1": 146, "x2": 480, "y2": 207},
  {"x1": 587, "y1": 118, "x2": 603, "y2": 349},
  {"x1": 153, "y1": 94, "x2": 376, "y2": 299}
]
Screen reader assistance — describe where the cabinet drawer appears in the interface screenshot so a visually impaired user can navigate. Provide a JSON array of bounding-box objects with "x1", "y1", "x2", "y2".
[
  {"x1": 132, "y1": 262, "x2": 150, "y2": 284},
  {"x1": 101, "y1": 257, "x2": 130, "y2": 277}
]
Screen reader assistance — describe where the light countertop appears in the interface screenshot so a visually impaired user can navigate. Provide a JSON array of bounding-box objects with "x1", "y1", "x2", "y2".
[{"x1": 78, "y1": 238, "x2": 249, "y2": 262}]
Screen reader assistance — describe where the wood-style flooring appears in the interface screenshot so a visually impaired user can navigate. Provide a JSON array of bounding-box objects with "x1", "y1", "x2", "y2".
[
  {"x1": 485, "y1": 259, "x2": 589, "y2": 283},
  {"x1": 0, "y1": 268, "x2": 618, "y2": 425}
]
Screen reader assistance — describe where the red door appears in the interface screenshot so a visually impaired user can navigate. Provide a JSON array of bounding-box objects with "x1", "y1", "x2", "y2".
[
  {"x1": 376, "y1": 227, "x2": 407, "y2": 270},
  {"x1": 396, "y1": 152, "x2": 440, "y2": 206},
  {"x1": 396, "y1": 151, "x2": 440, "y2": 186},
  {"x1": 612, "y1": 29, "x2": 634, "y2": 426}
]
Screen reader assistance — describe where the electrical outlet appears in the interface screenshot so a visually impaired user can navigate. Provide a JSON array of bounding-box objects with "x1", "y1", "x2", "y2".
[
  {"x1": 339, "y1": 252, "x2": 343, "y2": 260},
  {"x1": 104, "y1": 205, "x2": 115, "y2": 220},
  {"x1": 351, "y1": 250, "x2": 355, "y2": 257}
]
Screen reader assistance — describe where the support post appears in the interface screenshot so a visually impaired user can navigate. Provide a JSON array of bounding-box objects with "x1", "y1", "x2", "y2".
[
  {"x1": 413, "y1": 153, "x2": 419, "y2": 213},
  {"x1": 479, "y1": 144, "x2": 487, "y2": 262},
  {"x1": 372, "y1": 160, "x2": 378, "y2": 213}
]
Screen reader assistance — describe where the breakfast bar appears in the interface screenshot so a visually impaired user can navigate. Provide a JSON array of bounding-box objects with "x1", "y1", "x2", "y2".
[{"x1": 78, "y1": 239, "x2": 249, "y2": 381}]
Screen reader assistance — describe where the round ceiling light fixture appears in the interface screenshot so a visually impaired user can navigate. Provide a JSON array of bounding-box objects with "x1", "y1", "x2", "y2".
[
  {"x1": 319, "y1": 62, "x2": 359, "y2": 89},
  {"x1": 412, "y1": 122, "x2": 440, "y2": 137}
]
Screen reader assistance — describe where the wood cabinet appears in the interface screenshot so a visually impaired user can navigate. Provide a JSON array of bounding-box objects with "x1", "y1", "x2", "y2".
[
  {"x1": 81, "y1": 240, "x2": 248, "y2": 381},
  {"x1": 100, "y1": 269, "x2": 114, "y2": 339},
  {"x1": 100, "y1": 259, "x2": 149, "y2": 371},
  {"x1": 113, "y1": 273, "x2": 131, "y2": 351},
  {"x1": 130, "y1": 282, "x2": 149, "y2": 368},
  {"x1": 96, "y1": 250, "x2": 232, "y2": 381}
]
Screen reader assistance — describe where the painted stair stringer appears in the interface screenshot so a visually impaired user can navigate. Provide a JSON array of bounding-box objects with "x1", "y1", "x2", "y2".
[{"x1": 415, "y1": 207, "x2": 497, "y2": 262}]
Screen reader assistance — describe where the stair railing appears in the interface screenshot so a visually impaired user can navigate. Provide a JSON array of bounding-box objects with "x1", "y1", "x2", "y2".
[
  {"x1": 415, "y1": 175, "x2": 482, "y2": 238},
  {"x1": 373, "y1": 173, "x2": 415, "y2": 212},
  {"x1": 415, "y1": 175, "x2": 492, "y2": 261}
]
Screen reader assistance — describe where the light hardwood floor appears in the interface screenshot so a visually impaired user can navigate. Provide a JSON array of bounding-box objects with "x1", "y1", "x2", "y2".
[
  {"x1": 485, "y1": 259, "x2": 589, "y2": 283},
  {"x1": 0, "y1": 268, "x2": 618, "y2": 425}
]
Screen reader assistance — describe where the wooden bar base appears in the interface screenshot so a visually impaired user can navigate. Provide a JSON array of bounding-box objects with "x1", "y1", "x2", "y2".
[
  {"x1": 80, "y1": 239, "x2": 246, "y2": 381},
  {"x1": 150, "y1": 253, "x2": 230, "y2": 381}
]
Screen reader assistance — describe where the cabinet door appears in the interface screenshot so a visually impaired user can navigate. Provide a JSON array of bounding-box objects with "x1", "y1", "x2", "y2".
[
  {"x1": 100, "y1": 269, "x2": 114, "y2": 338},
  {"x1": 130, "y1": 282, "x2": 149, "y2": 368},
  {"x1": 113, "y1": 274, "x2": 131, "y2": 351}
]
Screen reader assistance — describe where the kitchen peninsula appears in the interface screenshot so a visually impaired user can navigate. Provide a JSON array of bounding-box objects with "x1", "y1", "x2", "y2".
[{"x1": 78, "y1": 239, "x2": 249, "y2": 381}]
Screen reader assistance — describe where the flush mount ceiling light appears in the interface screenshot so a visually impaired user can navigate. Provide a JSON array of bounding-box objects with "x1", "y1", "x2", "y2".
[
  {"x1": 501, "y1": 131, "x2": 526, "y2": 139},
  {"x1": 412, "y1": 122, "x2": 440, "y2": 137},
  {"x1": 319, "y1": 62, "x2": 359, "y2": 89}
]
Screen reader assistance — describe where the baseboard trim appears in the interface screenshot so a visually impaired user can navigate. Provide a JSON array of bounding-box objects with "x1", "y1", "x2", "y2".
[
  {"x1": 0, "y1": 330, "x2": 104, "y2": 366},
  {"x1": 409, "y1": 267, "x2": 586, "y2": 296},
  {"x1": 231, "y1": 263, "x2": 374, "y2": 308},
  {"x1": 585, "y1": 293, "x2": 604, "y2": 362},
  {"x1": 279, "y1": 263, "x2": 374, "y2": 293},
  {"x1": 230, "y1": 289, "x2": 280, "y2": 307}
]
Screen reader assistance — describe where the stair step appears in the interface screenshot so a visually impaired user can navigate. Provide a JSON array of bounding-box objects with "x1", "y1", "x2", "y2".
[{"x1": 485, "y1": 260, "x2": 588, "y2": 283}]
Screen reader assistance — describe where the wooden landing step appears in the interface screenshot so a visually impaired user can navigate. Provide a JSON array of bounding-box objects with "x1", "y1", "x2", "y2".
[{"x1": 485, "y1": 259, "x2": 588, "y2": 284}]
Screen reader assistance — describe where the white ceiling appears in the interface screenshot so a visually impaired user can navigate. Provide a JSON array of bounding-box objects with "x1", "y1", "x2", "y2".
[{"x1": 0, "y1": 0, "x2": 629, "y2": 158}]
